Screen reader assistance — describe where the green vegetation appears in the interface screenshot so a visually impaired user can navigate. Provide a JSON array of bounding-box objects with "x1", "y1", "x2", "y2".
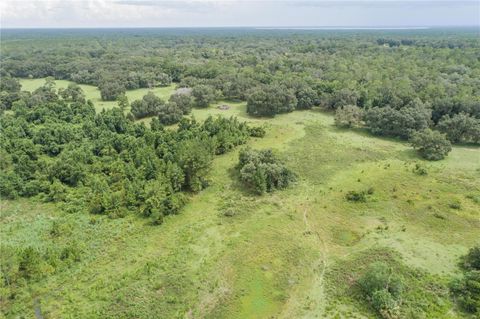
[
  {"x1": 450, "y1": 246, "x2": 480, "y2": 314},
  {"x1": 1, "y1": 28, "x2": 479, "y2": 318},
  {"x1": 334, "y1": 105, "x2": 364, "y2": 128},
  {"x1": 17, "y1": 77, "x2": 176, "y2": 114},
  {"x1": 358, "y1": 261, "x2": 403, "y2": 318},
  {"x1": 410, "y1": 129, "x2": 452, "y2": 160},
  {"x1": 237, "y1": 148, "x2": 296, "y2": 194}
]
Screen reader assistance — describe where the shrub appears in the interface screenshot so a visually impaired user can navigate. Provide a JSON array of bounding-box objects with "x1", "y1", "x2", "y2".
[
  {"x1": 358, "y1": 262, "x2": 404, "y2": 318},
  {"x1": 410, "y1": 129, "x2": 452, "y2": 161},
  {"x1": 462, "y1": 246, "x2": 480, "y2": 271},
  {"x1": 451, "y1": 246, "x2": 480, "y2": 314},
  {"x1": 371, "y1": 289, "x2": 401, "y2": 318},
  {"x1": 249, "y1": 126, "x2": 266, "y2": 138},
  {"x1": 450, "y1": 270, "x2": 480, "y2": 314},
  {"x1": 413, "y1": 163, "x2": 428, "y2": 175},
  {"x1": 449, "y1": 201, "x2": 461, "y2": 210},
  {"x1": 18, "y1": 247, "x2": 43, "y2": 279},
  {"x1": 345, "y1": 189, "x2": 373, "y2": 202}
]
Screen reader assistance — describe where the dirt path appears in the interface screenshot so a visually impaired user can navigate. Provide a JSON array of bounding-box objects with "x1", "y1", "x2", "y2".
[{"x1": 302, "y1": 208, "x2": 329, "y2": 319}]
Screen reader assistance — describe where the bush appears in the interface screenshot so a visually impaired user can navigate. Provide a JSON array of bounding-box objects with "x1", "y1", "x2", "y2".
[
  {"x1": 462, "y1": 246, "x2": 480, "y2": 271},
  {"x1": 358, "y1": 262, "x2": 404, "y2": 318},
  {"x1": 345, "y1": 189, "x2": 373, "y2": 202},
  {"x1": 450, "y1": 246, "x2": 480, "y2": 314},
  {"x1": 413, "y1": 163, "x2": 428, "y2": 175},
  {"x1": 345, "y1": 190, "x2": 366, "y2": 202},
  {"x1": 410, "y1": 129, "x2": 452, "y2": 161},
  {"x1": 237, "y1": 148, "x2": 296, "y2": 195},
  {"x1": 248, "y1": 126, "x2": 266, "y2": 138},
  {"x1": 450, "y1": 270, "x2": 480, "y2": 314},
  {"x1": 18, "y1": 247, "x2": 43, "y2": 279},
  {"x1": 449, "y1": 201, "x2": 461, "y2": 210},
  {"x1": 371, "y1": 289, "x2": 401, "y2": 318},
  {"x1": 334, "y1": 105, "x2": 364, "y2": 128}
]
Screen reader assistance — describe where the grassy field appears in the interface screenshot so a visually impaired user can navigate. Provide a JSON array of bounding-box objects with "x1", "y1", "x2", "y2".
[{"x1": 2, "y1": 81, "x2": 480, "y2": 318}]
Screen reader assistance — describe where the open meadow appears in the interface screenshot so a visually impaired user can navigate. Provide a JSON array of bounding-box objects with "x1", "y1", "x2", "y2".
[{"x1": 2, "y1": 79, "x2": 479, "y2": 318}]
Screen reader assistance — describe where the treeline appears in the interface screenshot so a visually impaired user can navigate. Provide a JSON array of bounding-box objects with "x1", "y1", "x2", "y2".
[
  {"x1": 1, "y1": 30, "x2": 479, "y2": 116},
  {"x1": 0, "y1": 83, "x2": 263, "y2": 224},
  {"x1": 334, "y1": 101, "x2": 479, "y2": 160},
  {"x1": 1, "y1": 30, "x2": 479, "y2": 153}
]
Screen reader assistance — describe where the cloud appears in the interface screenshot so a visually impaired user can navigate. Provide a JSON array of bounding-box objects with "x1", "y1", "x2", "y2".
[
  {"x1": 290, "y1": 0, "x2": 479, "y2": 8},
  {"x1": 0, "y1": 0, "x2": 478, "y2": 28},
  {"x1": 113, "y1": 0, "x2": 232, "y2": 13}
]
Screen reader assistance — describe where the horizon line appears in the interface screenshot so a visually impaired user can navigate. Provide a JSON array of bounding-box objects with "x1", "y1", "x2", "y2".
[{"x1": 1, "y1": 25, "x2": 478, "y2": 30}]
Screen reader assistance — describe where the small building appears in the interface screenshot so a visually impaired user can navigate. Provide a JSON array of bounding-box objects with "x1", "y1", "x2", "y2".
[{"x1": 218, "y1": 104, "x2": 230, "y2": 110}]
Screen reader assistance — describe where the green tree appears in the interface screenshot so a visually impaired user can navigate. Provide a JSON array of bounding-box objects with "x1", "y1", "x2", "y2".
[
  {"x1": 364, "y1": 104, "x2": 431, "y2": 139},
  {"x1": 176, "y1": 138, "x2": 215, "y2": 192},
  {"x1": 237, "y1": 148, "x2": 295, "y2": 194},
  {"x1": 410, "y1": 129, "x2": 452, "y2": 161},
  {"x1": 59, "y1": 83, "x2": 86, "y2": 103},
  {"x1": 169, "y1": 92, "x2": 194, "y2": 114},
  {"x1": 192, "y1": 85, "x2": 217, "y2": 108},
  {"x1": 334, "y1": 105, "x2": 364, "y2": 128},
  {"x1": 158, "y1": 102, "x2": 183, "y2": 125},
  {"x1": 329, "y1": 88, "x2": 359, "y2": 109},
  {"x1": 295, "y1": 86, "x2": 318, "y2": 110},
  {"x1": 246, "y1": 85, "x2": 297, "y2": 117},
  {"x1": 437, "y1": 113, "x2": 480, "y2": 144},
  {"x1": 131, "y1": 92, "x2": 165, "y2": 119},
  {"x1": 99, "y1": 81, "x2": 125, "y2": 101},
  {"x1": 117, "y1": 94, "x2": 129, "y2": 112}
]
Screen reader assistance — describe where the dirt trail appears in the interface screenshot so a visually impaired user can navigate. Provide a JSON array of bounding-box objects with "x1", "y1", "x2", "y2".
[{"x1": 303, "y1": 208, "x2": 329, "y2": 319}]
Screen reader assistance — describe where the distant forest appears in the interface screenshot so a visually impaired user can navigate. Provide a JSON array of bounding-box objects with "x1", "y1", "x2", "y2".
[{"x1": 2, "y1": 29, "x2": 479, "y2": 147}]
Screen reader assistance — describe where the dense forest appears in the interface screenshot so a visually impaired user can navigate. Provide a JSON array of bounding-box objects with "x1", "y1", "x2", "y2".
[{"x1": 1, "y1": 28, "x2": 479, "y2": 318}]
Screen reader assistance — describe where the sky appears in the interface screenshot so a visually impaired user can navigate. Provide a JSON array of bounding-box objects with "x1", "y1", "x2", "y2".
[{"x1": 1, "y1": 0, "x2": 479, "y2": 28}]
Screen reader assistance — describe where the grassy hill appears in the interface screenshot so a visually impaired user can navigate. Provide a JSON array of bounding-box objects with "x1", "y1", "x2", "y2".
[{"x1": 2, "y1": 81, "x2": 479, "y2": 318}]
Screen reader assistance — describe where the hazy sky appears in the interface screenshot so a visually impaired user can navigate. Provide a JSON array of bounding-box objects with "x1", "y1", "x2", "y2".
[{"x1": 1, "y1": 0, "x2": 479, "y2": 28}]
